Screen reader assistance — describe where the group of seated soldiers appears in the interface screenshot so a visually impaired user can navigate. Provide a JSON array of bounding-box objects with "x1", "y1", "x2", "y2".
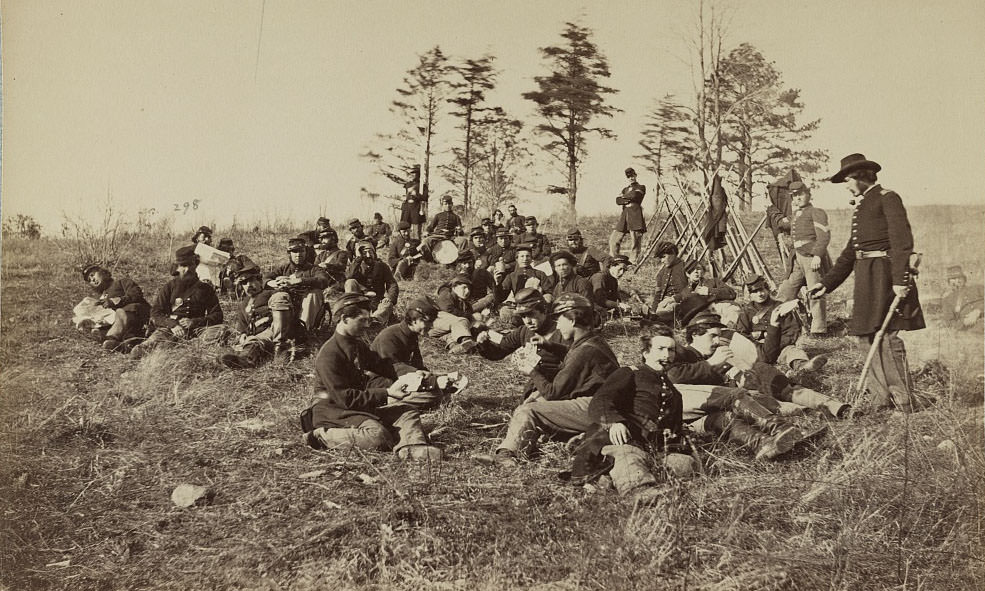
[{"x1": 74, "y1": 202, "x2": 878, "y2": 501}]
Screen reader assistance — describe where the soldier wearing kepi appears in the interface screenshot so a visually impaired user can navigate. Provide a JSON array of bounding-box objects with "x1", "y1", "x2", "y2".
[
  {"x1": 78, "y1": 264, "x2": 151, "y2": 351},
  {"x1": 811, "y1": 154, "x2": 926, "y2": 411},
  {"x1": 565, "y1": 228, "x2": 603, "y2": 278},
  {"x1": 300, "y1": 293, "x2": 443, "y2": 461},
  {"x1": 345, "y1": 240, "x2": 399, "y2": 325},
  {"x1": 314, "y1": 228, "x2": 351, "y2": 295},
  {"x1": 386, "y1": 221, "x2": 422, "y2": 281},
  {"x1": 775, "y1": 181, "x2": 831, "y2": 334},
  {"x1": 264, "y1": 237, "x2": 330, "y2": 342},
  {"x1": 737, "y1": 274, "x2": 828, "y2": 377},
  {"x1": 591, "y1": 254, "x2": 632, "y2": 318},
  {"x1": 218, "y1": 262, "x2": 296, "y2": 368},
  {"x1": 518, "y1": 216, "x2": 552, "y2": 263},
  {"x1": 475, "y1": 288, "x2": 568, "y2": 397},
  {"x1": 131, "y1": 246, "x2": 223, "y2": 358},
  {"x1": 940, "y1": 265, "x2": 984, "y2": 330},
  {"x1": 609, "y1": 167, "x2": 647, "y2": 263},
  {"x1": 367, "y1": 212, "x2": 392, "y2": 250}
]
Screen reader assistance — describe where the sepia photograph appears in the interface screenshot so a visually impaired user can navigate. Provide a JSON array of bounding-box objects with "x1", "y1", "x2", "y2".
[{"x1": 2, "y1": 1, "x2": 983, "y2": 589}]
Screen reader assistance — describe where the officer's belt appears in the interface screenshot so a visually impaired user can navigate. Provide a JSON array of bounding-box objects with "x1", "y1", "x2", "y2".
[
  {"x1": 793, "y1": 239, "x2": 811, "y2": 248},
  {"x1": 856, "y1": 250, "x2": 888, "y2": 259}
]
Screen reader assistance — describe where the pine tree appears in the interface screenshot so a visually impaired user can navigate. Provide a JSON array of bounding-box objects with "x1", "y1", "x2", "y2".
[{"x1": 522, "y1": 22, "x2": 620, "y2": 221}]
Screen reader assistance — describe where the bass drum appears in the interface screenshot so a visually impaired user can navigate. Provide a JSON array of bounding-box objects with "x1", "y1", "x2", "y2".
[{"x1": 431, "y1": 239, "x2": 460, "y2": 265}]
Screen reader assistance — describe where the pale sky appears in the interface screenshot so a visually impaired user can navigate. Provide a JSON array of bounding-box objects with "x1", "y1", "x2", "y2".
[{"x1": 2, "y1": 0, "x2": 984, "y2": 235}]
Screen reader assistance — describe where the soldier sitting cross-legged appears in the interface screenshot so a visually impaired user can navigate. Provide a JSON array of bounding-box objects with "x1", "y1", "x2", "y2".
[{"x1": 299, "y1": 293, "x2": 445, "y2": 461}]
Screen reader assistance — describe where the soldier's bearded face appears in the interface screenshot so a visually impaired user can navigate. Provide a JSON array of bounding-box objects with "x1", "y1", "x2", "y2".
[
  {"x1": 243, "y1": 278, "x2": 263, "y2": 296},
  {"x1": 845, "y1": 176, "x2": 866, "y2": 197},
  {"x1": 176, "y1": 264, "x2": 195, "y2": 278}
]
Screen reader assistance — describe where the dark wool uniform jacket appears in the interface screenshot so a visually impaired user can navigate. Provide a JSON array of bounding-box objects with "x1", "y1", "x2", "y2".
[
  {"x1": 682, "y1": 276, "x2": 737, "y2": 302},
  {"x1": 570, "y1": 246, "x2": 603, "y2": 278},
  {"x1": 468, "y1": 268, "x2": 497, "y2": 304},
  {"x1": 371, "y1": 322, "x2": 426, "y2": 375},
  {"x1": 485, "y1": 244, "x2": 516, "y2": 273},
  {"x1": 529, "y1": 332, "x2": 618, "y2": 401},
  {"x1": 666, "y1": 345, "x2": 728, "y2": 385},
  {"x1": 591, "y1": 271, "x2": 621, "y2": 309},
  {"x1": 232, "y1": 289, "x2": 278, "y2": 335},
  {"x1": 551, "y1": 273, "x2": 593, "y2": 301},
  {"x1": 386, "y1": 235, "x2": 419, "y2": 269},
  {"x1": 311, "y1": 332, "x2": 398, "y2": 428},
  {"x1": 652, "y1": 257, "x2": 688, "y2": 305},
  {"x1": 435, "y1": 287, "x2": 474, "y2": 319},
  {"x1": 94, "y1": 276, "x2": 150, "y2": 313},
  {"x1": 368, "y1": 222, "x2": 392, "y2": 248},
  {"x1": 150, "y1": 277, "x2": 222, "y2": 329},
  {"x1": 736, "y1": 299, "x2": 800, "y2": 364},
  {"x1": 499, "y1": 266, "x2": 554, "y2": 301},
  {"x1": 507, "y1": 214, "x2": 526, "y2": 232},
  {"x1": 518, "y1": 231, "x2": 552, "y2": 262},
  {"x1": 615, "y1": 181, "x2": 647, "y2": 233},
  {"x1": 346, "y1": 258, "x2": 399, "y2": 303},
  {"x1": 588, "y1": 364, "x2": 683, "y2": 444},
  {"x1": 427, "y1": 211, "x2": 463, "y2": 236},
  {"x1": 820, "y1": 185, "x2": 925, "y2": 335}
]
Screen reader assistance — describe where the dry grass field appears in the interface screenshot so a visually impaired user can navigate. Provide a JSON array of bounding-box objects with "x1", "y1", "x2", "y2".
[{"x1": 1, "y1": 205, "x2": 983, "y2": 590}]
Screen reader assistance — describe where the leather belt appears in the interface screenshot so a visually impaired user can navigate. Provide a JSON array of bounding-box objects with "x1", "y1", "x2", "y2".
[
  {"x1": 793, "y1": 239, "x2": 811, "y2": 248},
  {"x1": 856, "y1": 250, "x2": 888, "y2": 259}
]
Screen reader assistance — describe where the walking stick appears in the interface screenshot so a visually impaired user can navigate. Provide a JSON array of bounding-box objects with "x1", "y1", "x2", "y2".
[{"x1": 849, "y1": 293, "x2": 903, "y2": 412}]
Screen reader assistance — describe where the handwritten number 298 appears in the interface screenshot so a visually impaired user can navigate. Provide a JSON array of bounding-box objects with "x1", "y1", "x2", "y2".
[{"x1": 173, "y1": 200, "x2": 201, "y2": 214}]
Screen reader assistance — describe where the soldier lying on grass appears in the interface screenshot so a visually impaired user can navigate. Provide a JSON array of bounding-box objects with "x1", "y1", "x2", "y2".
[
  {"x1": 673, "y1": 298, "x2": 851, "y2": 418},
  {"x1": 75, "y1": 263, "x2": 151, "y2": 352}
]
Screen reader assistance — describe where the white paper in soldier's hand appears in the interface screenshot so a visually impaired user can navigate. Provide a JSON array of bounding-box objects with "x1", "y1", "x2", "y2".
[
  {"x1": 728, "y1": 332, "x2": 759, "y2": 371},
  {"x1": 523, "y1": 276, "x2": 541, "y2": 290},
  {"x1": 488, "y1": 330, "x2": 504, "y2": 344}
]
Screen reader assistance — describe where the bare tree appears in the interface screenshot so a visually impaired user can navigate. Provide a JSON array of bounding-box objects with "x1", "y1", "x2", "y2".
[
  {"x1": 444, "y1": 55, "x2": 499, "y2": 215},
  {"x1": 363, "y1": 46, "x2": 451, "y2": 209}
]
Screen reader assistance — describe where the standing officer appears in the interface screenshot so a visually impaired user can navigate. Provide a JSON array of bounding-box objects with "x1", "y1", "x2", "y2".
[
  {"x1": 811, "y1": 154, "x2": 925, "y2": 411},
  {"x1": 609, "y1": 167, "x2": 647, "y2": 263}
]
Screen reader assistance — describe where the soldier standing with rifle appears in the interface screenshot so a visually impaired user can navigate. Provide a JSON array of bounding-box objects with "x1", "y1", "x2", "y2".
[
  {"x1": 810, "y1": 154, "x2": 925, "y2": 412},
  {"x1": 609, "y1": 167, "x2": 647, "y2": 263}
]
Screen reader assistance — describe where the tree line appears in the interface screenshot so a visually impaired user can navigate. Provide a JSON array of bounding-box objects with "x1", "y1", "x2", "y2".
[{"x1": 363, "y1": 8, "x2": 825, "y2": 223}]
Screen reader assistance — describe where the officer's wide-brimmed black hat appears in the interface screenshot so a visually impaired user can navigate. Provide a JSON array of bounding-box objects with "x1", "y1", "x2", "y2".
[{"x1": 829, "y1": 153, "x2": 882, "y2": 183}]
